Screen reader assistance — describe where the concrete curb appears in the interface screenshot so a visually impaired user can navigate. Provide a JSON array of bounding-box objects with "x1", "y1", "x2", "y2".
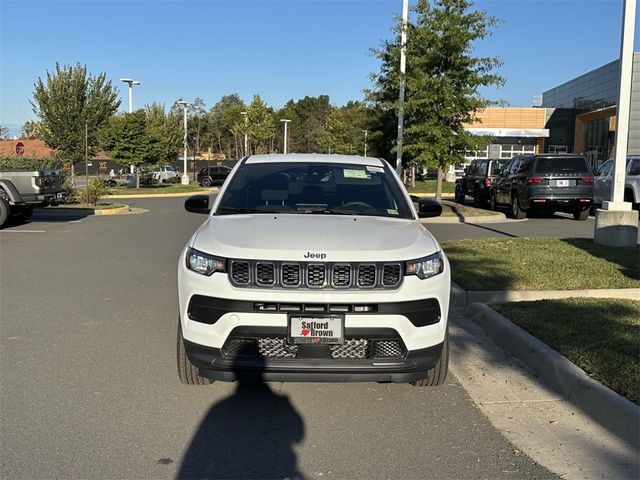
[
  {"x1": 35, "y1": 205, "x2": 131, "y2": 216},
  {"x1": 465, "y1": 288, "x2": 640, "y2": 304},
  {"x1": 421, "y1": 212, "x2": 507, "y2": 224},
  {"x1": 466, "y1": 302, "x2": 640, "y2": 447},
  {"x1": 409, "y1": 193, "x2": 455, "y2": 198},
  {"x1": 104, "y1": 188, "x2": 217, "y2": 199}
]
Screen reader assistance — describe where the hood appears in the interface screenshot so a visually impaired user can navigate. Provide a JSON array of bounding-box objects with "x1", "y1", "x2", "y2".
[{"x1": 191, "y1": 214, "x2": 438, "y2": 262}]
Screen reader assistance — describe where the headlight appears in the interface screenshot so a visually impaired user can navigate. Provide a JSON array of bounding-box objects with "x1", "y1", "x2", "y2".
[
  {"x1": 186, "y1": 247, "x2": 226, "y2": 276},
  {"x1": 405, "y1": 252, "x2": 444, "y2": 280}
]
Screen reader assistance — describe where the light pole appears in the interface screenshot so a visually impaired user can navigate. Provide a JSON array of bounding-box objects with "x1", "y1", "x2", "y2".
[
  {"x1": 363, "y1": 129, "x2": 368, "y2": 157},
  {"x1": 176, "y1": 100, "x2": 191, "y2": 185},
  {"x1": 280, "y1": 119, "x2": 291, "y2": 154},
  {"x1": 594, "y1": 0, "x2": 638, "y2": 246},
  {"x1": 120, "y1": 78, "x2": 141, "y2": 113},
  {"x1": 395, "y1": 0, "x2": 409, "y2": 178},
  {"x1": 241, "y1": 111, "x2": 248, "y2": 157},
  {"x1": 120, "y1": 78, "x2": 141, "y2": 173}
]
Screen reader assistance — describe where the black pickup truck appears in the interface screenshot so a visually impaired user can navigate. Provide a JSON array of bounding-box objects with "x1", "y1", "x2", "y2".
[
  {"x1": 454, "y1": 158, "x2": 508, "y2": 207},
  {"x1": 0, "y1": 168, "x2": 64, "y2": 228}
]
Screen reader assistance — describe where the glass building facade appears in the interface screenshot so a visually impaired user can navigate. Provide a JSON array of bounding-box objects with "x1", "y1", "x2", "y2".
[
  {"x1": 542, "y1": 60, "x2": 619, "y2": 111},
  {"x1": 541, "y1": 53, "x2": 640, "y2": 166}
]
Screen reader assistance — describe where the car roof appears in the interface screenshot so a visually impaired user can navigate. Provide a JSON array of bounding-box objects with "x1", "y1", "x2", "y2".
[{"x1": 244, "y1": 153, "x2": 385, "y2": 167}]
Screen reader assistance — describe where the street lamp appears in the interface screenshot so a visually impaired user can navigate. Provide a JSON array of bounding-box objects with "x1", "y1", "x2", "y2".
[
  {"x1": 363, "y1": 129, "x2": 368, "y2": 157},
  {"x1": 176, "y1": 100, "x2": 192, "y2": 185},
  {"x1": 280, "y1": 119, "x2": 291, "y2": 154},
  {"x1": 396, "y1": 0, "x2": 409, "y2": 177},
  {"x1": 120, "y1": 78, "x2": 141, "y2": 173},
  {"x1": 240, "y1": 111, "x2": 248, "y2": 157},
  {"x1": 120, "y1": 78, "x2": 141, "y2": 113}
]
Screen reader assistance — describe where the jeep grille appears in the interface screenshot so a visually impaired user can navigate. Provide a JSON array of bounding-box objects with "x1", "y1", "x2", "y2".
[{"x1": 228, "y1": 260, "x2": 403, "y2": 290}]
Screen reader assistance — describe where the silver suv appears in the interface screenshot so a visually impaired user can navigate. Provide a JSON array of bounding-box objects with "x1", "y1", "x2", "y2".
[{"x1": 593, "y1": 156, "x2": 640, "y2": 209}]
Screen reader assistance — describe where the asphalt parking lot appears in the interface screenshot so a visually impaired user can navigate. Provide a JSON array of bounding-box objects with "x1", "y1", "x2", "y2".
[{"x1": 0, "y1": 196, "x2": 604, "y2": 479}]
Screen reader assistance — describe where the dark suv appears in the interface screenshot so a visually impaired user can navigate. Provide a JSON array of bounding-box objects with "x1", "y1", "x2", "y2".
[
  {"x1": 491, "y1": 154, "x2": 593, "y2": 220},
  {"x1": 197, "y1": 166, "x2": 232, "y2": 186},
  {"x1": 455, "y1": 159, "x2": 509, "y2": 207}
]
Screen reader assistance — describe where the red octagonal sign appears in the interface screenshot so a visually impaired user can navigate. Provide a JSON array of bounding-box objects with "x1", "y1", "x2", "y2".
[{"x1": 15, "y1": 141, "x2": 25, "y2": 156}]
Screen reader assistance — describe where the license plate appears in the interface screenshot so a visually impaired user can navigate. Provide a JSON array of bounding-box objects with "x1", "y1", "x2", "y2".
[
  {"x1": 288, "y1": 315, "x2": 344, "y2": 345},
  {"x1": 556, "y1": 180, "x2": 570, "y2": 187}
]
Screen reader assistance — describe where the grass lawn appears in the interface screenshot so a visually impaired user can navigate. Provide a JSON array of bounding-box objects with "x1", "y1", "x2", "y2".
[
  {"x1": 44, "y1": 202, "x2": 127, "y2": 210},
  {"x1": 439, "y1": 200, "x2": 500, "y2": 218},
  {"x1": 107, "y1": 183, "x2": 214, "y2": 195},
  {"x1": 492, "y1": 298, "x2": 640, "y2": 405},
  {"x1": 442, "y1": 237, "x2": 639, "y2": 290},
  {"x1": 408, "y1": 180, "x2": 455, "y2": 194}
]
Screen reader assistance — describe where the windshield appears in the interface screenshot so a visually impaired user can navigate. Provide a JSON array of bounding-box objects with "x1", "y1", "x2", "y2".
[
  {"x1": 216, "y1": 161, "x2": 413, "y2": 219},
  {"x1": 534, "y1": 157, "x2": 589, "y2": 174}
]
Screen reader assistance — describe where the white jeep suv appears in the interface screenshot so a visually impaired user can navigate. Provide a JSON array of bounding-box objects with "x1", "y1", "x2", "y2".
[{"x1": 177, "y1": 154, "x2": 450, "y2": 386}]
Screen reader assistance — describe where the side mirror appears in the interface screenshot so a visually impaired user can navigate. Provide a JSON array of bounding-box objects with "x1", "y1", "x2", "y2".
[
  {"x1": 185, "y1": 195, "x2": 210, "y2": 214},
  {"x1": 417, "y1": 198, "x2": 442, "y2": 218}
]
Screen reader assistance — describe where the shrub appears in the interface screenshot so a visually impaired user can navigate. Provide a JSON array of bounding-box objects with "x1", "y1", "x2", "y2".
[
  {"x1": 61, "y1": 176, "x2": 83, "y2": 204},
  {"x1": 0, "y1": 156, "x2": 61, "y2": 171},
  {"x1": 166, "y1": 175, "x2": 181, "y2": 184},
  {"x1": 86, "y1": 178, "x2": 110, "y2": 205}
]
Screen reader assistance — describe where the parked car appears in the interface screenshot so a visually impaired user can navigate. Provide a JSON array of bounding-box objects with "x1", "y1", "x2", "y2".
[
  {"x1": 197, "y1": 165, "x2": 232, "y2": 186},
  {"x1": 455, "y1": 159, "x2": 509, "y2": 207},
  {"x1": 178, "y1": 154, "x2": 450, "y2": 386},
  {"x1": 0, "y1": 167, "x2": 64, "y2": 228},
  {"x1": 593, "y1": 156, "x2": 640, "y2": 209},
  {"x1": 490, "y1": 154, "x2": 593, "y2": 220}
]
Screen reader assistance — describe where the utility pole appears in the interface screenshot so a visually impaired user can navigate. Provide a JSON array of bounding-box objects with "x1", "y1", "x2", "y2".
[
  {"x1": 395, "y1": 0, "x2": 409, "y2": 178},
  {"x1": 363, "y1": 129, "x2": 368, "y2": 157},
  {"x1": 85, "y1": 123, "x2": 89, "y2": 203},
  {"x1": 176, "y1": 100, "x2": 191, "y2": 185},
  {"x1": 241, "y1": 111, "x2": 248, "y2": 157},
  {"x1": 120, "y1": 78, "x2": 140, "y2": 174},
  {"x1": 280, "y1": 119, "x2": 291, "y2": 154},
  {"x1": 594, "y1": 0, "x2": 638, "y2": 247}
]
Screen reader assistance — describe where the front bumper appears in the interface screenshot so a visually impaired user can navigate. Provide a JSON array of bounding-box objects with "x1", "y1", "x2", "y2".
[{"x1": 185, "y1": 336, "x2": 444, "y2": 383}]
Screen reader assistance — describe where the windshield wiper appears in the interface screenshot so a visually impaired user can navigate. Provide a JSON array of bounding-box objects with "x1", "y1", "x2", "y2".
[
  {"x1": 216, "y1": 207, "x2": 264, "y2": 215},
  {"x1": 296, "y1": 208, "x2": 361, "y2": 215}
]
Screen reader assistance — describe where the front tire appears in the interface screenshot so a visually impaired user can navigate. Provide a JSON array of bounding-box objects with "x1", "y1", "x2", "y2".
[
  {"x1": 489, "y1": 190, "x2": 497, "y2": 211},
  {"x1": 201, "y1": 177, "x2": 212, "y2": 187},
  {"x1": 510, "y1": 194, "x2": 526, "y2": 219},
  {"x1": 177, "y1": 321, "x2": 213, "y2": 385},
  {"x1": 0, "y1": 196, "x2": 10, "y2": 229},
  {"x1": 412, "y1": 329, "x2": 449, "y2": 387}
]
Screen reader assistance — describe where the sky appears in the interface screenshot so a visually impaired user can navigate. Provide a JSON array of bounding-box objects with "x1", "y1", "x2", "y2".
[{"x1": 1, "y1": 0, "x2": 638, "y2": 137}]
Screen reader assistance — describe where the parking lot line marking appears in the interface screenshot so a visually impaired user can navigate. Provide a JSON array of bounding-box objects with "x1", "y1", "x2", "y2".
[{"x1": 1, "y1": 230, "x2": 47, "y2": 233}]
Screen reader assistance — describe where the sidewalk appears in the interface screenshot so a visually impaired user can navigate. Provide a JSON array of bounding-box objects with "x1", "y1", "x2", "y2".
[
  {"x1": 450, "y1": 282, "x2": 640, "y2": 450},
  {"x1": 449, "y1": 306, "x2": 638, "y2": 480}
]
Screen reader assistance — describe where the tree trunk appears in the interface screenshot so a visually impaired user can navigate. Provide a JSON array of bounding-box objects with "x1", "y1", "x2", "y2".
[
  {"x1": 410, "y1": 165, "x2": 416, "y2": 188},
  {"x1": 135, "y1": 166, "x2": 140, "y2": 189},
  {"x1": 436, "y1": 165, "x2": 444, "y2": 202}
]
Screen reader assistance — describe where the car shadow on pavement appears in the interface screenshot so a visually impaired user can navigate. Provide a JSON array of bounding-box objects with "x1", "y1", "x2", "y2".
[{"x1": 177, "y1": 347, "x2": 306, "y2": 480}]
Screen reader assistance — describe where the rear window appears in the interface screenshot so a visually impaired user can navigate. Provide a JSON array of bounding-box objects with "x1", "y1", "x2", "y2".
[
  {"x1": 490, "y1": 160, "x2": 508, "y2": 174},
  {"x1": 534, "y1": 157, "x2": 589, "y2": 174}
]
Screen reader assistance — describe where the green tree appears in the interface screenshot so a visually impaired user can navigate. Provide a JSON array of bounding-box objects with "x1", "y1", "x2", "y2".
[
  {"x1": 98, "y1": 110, "x2": 149, "y2": 188},
  {"x1": 0, "y1": 125, "x2": 9, "y2": 140},
  {"x1": 319, "y1": 110, "x2": 349, "y2": 153},
  {"x1": 31, "y1": 62, "x2": 120, "y2": 168},
  {"x1": 371, "y1": 0, "x2": 502, "y2": 199},
  {"x1": 209, "y1": 94, "x2": 246, "y2": 158},
  {"x1": 145, "y1": 103, "x2": 182, "y2": 165},
  {"x1": 246, "y1": 95, "x2": 275, "y2": 154}
]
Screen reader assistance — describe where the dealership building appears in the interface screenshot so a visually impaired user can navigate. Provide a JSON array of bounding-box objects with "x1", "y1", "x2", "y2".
[{"x1": 464, "y1": 52, "x2": 640, "y2": 170}]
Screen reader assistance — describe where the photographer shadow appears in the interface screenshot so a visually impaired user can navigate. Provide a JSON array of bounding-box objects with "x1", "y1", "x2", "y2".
[{"x1": 178, "y1": 345, "x2": 305, "y2": 480}]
